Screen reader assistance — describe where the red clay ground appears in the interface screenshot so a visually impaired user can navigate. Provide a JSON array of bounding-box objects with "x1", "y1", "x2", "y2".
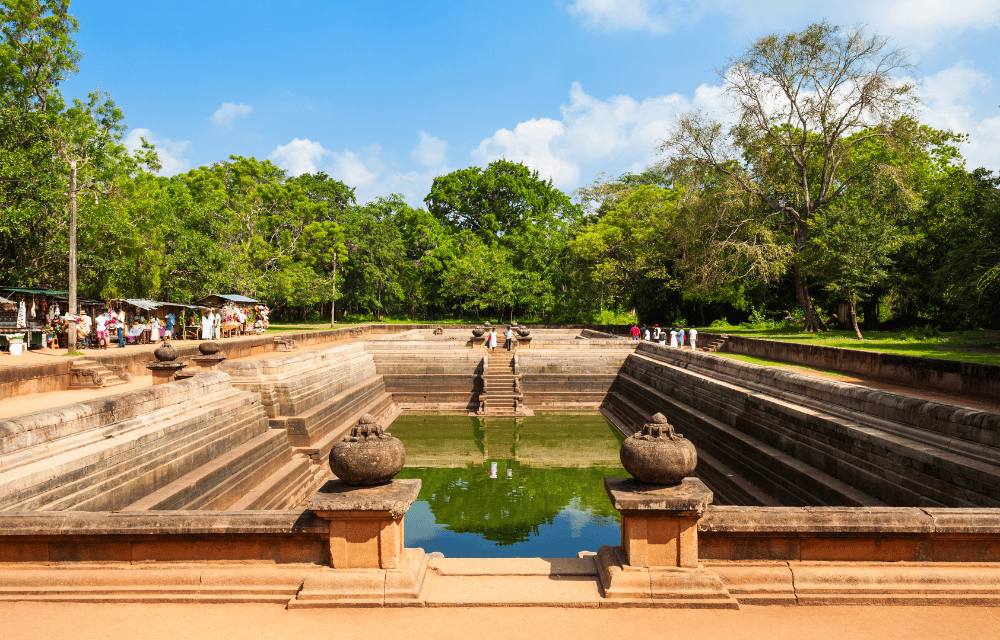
[{"x1": 0, "y1": 603, "x2": 997, "y2": 640}]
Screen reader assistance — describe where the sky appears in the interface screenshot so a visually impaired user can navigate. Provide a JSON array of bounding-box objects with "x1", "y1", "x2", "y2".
[{"x1": 60, "y1": 0, "x2": 1000, "y2": 206}]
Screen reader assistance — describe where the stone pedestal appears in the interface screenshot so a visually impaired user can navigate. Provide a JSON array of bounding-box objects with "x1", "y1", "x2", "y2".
[
  {"x1": 597, "y1": 477, "x2": 738, "y2": 608},
  {"x1": 191, "y1": 354, "x2": 226, "y2": 370},
  {"x1": 145, "y1": 361, "x2": 188, "y2": 385},
  {"x1": 291, "y1": 479, "x2": 428, "y2": 607}
]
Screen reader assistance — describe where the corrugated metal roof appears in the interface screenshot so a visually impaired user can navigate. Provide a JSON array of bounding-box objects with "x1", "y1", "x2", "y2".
[
  {"x1": 199, "y1": 293, "x2": 260, "y2": 304},
  {"x1": 109, "y1": 299, "x2": 210, "y2": 311},
  {"x1": 1, "y1": 288, "x2": 68, "y2": 295}
]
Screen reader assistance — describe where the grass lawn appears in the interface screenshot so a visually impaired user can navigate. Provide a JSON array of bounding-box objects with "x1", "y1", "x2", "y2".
[
  {"x1": 703, "y1": 324, "x2": 1000, "y2": 366},
  {"x1": 712, "y1": 352, "x2": 850, "y2": 376}
]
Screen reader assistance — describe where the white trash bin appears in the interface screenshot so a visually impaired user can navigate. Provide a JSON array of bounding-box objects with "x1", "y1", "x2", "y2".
[{"x1": 10, "y1": 343, "x2": 23, "y2": 355}]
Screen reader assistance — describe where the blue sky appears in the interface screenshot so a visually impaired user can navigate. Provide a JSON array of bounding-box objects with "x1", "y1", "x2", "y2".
[{"x1": 61, "y1": 0, "x2": 1000, "y2": 205}]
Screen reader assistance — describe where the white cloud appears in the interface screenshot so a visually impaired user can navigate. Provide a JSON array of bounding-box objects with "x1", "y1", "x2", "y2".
[
  {"x1": 472, "y1": 81, "x2": 726, "y2": 189},
  {"x1": 564, "y1": 0, "x2": 1000, "y2": 48},
  {"x1": 209, "y1": 102, "x2": 253, "y2": 127},
  {"x1": 411, "y1": 132, "x2": 449, "y2": 169},
  {"x1": 330, "y1": 147, "x2": 383, "y2": 189},
  {"x1": 269, "y1": 137, "x2": 452, "y2": 206},
  {"x1": 918, "y1": 62, "x2": 1000, "y2": 170},
  {"x1": 566, "y1": 0, "x2": 676, "y2": 34},
  {"x1": 124, "y1": 128, "x2": 191, "y2": 176},
  {"x1": 269, "y1": 138, "x2": 330, "y2": 176}
]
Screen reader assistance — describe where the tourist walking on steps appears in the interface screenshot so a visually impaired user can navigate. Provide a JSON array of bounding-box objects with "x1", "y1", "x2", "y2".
[
  {"x1": 504, "y1": 326, "x2": 513, "y2": 351},
  {"x1": 488, "y1": 328, "x2": 497, "y2": 352},
  {"x1": 689, "y1": 327, "x2": 698, "y2": 351},
  {"x1": 669, "y1": 328, "x2": 678, "y2": 348}
]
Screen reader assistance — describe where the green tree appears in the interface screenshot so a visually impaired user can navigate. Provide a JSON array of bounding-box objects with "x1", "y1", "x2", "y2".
[{"x1": 661, "y1": 21, "x2": 920, "y2": 331}]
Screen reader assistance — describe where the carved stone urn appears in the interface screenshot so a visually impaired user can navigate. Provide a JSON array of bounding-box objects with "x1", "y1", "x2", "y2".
[
  {"x1": 620, "y1": 413, "x2": 697, "y2": 485},
  {"x1": 516, "y1": 327, "x2": 531, "y2": 337},
  {"x1": 199, "y1": 341, "x2": 221, "y2": 355},
  {"x1": 472, "y1": 326, "x2": 485, "y2": 338},
  {"x1": 329, "y1": 414, "x2": 406, "y2": 486},
  {"x1": 153, "y1": 340, "x2": 179, "y2": 362}
]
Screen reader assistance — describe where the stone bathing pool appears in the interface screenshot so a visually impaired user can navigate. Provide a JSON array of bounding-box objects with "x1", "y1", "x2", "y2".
[{"x1": 391, "y1": 412, "x2": 631, "y2": 557}]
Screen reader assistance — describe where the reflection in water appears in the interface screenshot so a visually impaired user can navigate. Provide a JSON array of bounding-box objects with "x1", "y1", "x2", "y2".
[{"x1": 392, "y1": 412, "x2": 631, "y2": 557}]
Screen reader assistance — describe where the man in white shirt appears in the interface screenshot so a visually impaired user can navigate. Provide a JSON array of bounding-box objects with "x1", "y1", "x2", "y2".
[
  {"x1": 117, "y1": 309, "x2": 127, "y2": 347},
  {"x1": 80, "y1": 312, "x2": 92, "y2": 349},
  {"x1": 94, "y1": 312, "x2": 108, "y2": 349},
  {"x1": 689, "y1": 327, "x2": 698, "y2": 351}
]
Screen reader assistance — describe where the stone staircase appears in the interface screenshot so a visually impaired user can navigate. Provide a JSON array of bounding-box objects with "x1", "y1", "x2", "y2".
[
  {"x1": 698, "y1": 335, "x2": 727, "y2": 353},
  {"x1": 479, "y1": 355, "x2": 523, "y2": 416},
  {"x1": 68, "y1": 358, "x2": 130, "y2": 389}
]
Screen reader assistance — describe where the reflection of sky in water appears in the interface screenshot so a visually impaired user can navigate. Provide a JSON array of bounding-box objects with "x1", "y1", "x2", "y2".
[
  {"x1": 394, "y1": 412, "x2": 629, "y2": 558},
  {"x1": 405, "y1": 496, "x2": 621, "y2": 558}
]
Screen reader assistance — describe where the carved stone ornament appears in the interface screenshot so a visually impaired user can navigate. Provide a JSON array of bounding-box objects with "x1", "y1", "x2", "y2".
[
  {"x1": 472, "y1": 326, "x2": 485, "y2": 337},
  {"x1": 153, "y1": 340, "x2": 179, "y2": 362},
  {"x1": 516, "y1": 327, "x2": 531, "y2": 337},
  {"x1": 619, "y1": 413, "x2": 697, "y2": 485},
  {"x1": 329, "y1": 414, "x2": 406, "y2": 486},
  {"x1": 199, "y1": 341, "x2": 221, "y2": 355}
]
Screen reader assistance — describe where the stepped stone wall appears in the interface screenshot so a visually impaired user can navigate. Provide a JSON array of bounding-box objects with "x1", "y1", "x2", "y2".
[
  {"x1": 604, "y1": 343, "x2": 1000, "y2": 509},
  {"x1": 699, "y1": 331, "x2": 1000, "y2": 400},
  {"x1": 518, "y1": 349, "x2": 632, "y2": 409},
  {"x1": 0, "y1": 372, "x2": 307, "y2": 512}
]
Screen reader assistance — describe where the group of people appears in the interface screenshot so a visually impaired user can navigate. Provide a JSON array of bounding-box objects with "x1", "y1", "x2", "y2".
[
  {"x1": 481, "y1": 326, "x2": 517, "y2": 353},
  {"x1": 630, "y1": 323, "x2": 698, "y2": 350},
  {"x1": 55, "y1": 308, "x2": 182, "y2": 349}
]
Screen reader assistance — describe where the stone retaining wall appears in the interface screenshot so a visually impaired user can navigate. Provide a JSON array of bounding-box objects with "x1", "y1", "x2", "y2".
[
  {"x1": 699, "y1": 331, "x2": 1000, "y2": 400},
  {"x1": 612, "y1": 344, "x2": 1000, "y2": 508},
  {"x1": 0, "y1": 506, "x2": 995, "y2": 565}
]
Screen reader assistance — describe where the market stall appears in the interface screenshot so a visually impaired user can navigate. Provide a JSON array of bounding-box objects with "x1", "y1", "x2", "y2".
[
  {"x1": 195, "y1": 294, "x2": 268, "y2": 337},
  {"x1": 108, "y1": 299, "x2": 209, "y2": 344},
  {"x1": 0, "y1": 288, "x2": 77, "y2": 352}
]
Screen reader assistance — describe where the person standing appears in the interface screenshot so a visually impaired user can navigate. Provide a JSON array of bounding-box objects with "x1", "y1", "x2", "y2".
[
  {"x1": 504, "y1": 326, "x2": 513, "y2": 352},
  {"x1": 652, "y1": 324, "x2": 660, "y2": 342},
  {"x1": 669, "y1": 328, "x2": 678, "y2": 348},
  {"x1": 165, "y1": 312, "x2": 176, "y2": 340},
  {"x1": 149, "y1": 316, "x2": 160, "y2": 343},
  {"x1": 689, "y1": 326, "x2": 698, "y2": 351},
  {"x1": 630, "y1": 324, "x2": 640, "y2": 341},
  {"x1": 679, "y1": 327, "x2": 686, "y2": 348},
  {"x1": 94, "y1": 311, "x2": 108, "y2": 349},
  {"x1": 488, "y1": 328, "x2": 497, "y2": 353},
  {"x1": 80, "y1": 311, "x2": 92, "y2": 349},
  {"x1": 201, "y1": 310, "x2": 214, "y2": 340},
  {"x1": 214, "y1": 309, "x2": 222, "y2": 340},
  {"x1": 116, "y1": 308, "x2": 127, "y2": 348},
  {"x1": 643, "y1": 326, "x2": 651, "y2": 341}
]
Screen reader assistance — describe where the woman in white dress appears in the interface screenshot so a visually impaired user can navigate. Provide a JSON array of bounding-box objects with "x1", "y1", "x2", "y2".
[
  {"x1": 488, "y1": 329, "x2": 497, "y2": 352},
  {"x1": 669, "y1": 329, "x2": 678, "y2": 348},
  {"x1": 201, "y1": 311, "x2": 214, "y2": 340}
]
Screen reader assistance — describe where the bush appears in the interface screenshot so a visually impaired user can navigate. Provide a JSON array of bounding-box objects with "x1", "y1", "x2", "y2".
[{"x1": 709, "y1": 318, "x2": 733, "y2": 329}]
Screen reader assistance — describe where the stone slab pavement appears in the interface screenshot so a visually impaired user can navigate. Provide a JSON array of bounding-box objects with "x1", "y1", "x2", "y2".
[{"x1": 0, "y1": 602, "x2": 997, "y2": 640}]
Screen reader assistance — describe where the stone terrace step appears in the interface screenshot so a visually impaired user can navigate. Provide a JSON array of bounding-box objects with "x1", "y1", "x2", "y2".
[
  {"x1": 122, "y1": 428, "x2": 291, "y2": 511},
  {"x1": 0, "y1": 387, "x2": 268, "y2": 512},
  {"x1": 271, "y1": 375, "x2": 389, "y2": 448},
  {"x1": 295, "y1": 392, "x2": 399, "y2": 463}
]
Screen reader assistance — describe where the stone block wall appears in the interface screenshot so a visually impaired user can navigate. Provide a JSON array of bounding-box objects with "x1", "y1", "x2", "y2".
[
  {"x1": 0, "y1": 372, "x2": 285, "y2": 512},
  {"x1": 611, "y1": 343, "x2": 1000, "y2": 508},
  {"x1": 699, "y1": 331, "x2": 1000, "y2": 400},
  {"x1": 518, "y1": 350, "x2": 632, "y2": 409}
]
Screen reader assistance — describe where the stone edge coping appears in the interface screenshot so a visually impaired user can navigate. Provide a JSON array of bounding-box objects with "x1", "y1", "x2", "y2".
[
  {"x1": 699, "y1": 506, "x2": 1000, "y2": 534},
  {"x1": 698, "y1": 331, "x2": 1000, "y2": 378},
  {"x1": 0, "y1": 510, "x2": 327, "y2": 536},
  {"x1": 635, "y1": 341, "x2": 1000, "y2": 430},
  {"x1": 0, "y1": 371, "x2": 233, "y2": 437},
  {"x1": 0, "y1": 505, "x2": 995, "y2": 538},
  {"x1": 306, "y1": 479, "x2": 422, "y2": 519},
  {"x1": 220, "y1": 341, "x2": 367, "y2": 374}
]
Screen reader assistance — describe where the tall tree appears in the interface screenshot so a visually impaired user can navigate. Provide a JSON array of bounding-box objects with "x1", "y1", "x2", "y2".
[{"x1": 660, "y1": 21, "x2": 919, "y2": 331}]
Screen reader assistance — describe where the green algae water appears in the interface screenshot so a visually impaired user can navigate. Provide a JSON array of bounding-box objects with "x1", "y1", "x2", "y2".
[{"x1": 392, "y1": 412, "x2": 631, "y2": 558}]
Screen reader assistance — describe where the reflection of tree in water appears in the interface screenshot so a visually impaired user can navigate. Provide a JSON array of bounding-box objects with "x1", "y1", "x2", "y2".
[{"x1": 396, "y1": 462, "x2": 630, "y2": 546}]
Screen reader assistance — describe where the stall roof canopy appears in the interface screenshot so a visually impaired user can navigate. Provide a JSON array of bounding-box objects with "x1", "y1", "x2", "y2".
[
  {"x1": 1, "y1": 288, "x2": 68, "y2": 296},
  {"x1": 110, "y1": 298, "x2": 208, "y2": 311},
  {"x1": 0, "y1": 295, "x2": 13, "y2": 305},
  {"x1": 198, "y1": 294, "x2": 260, "y2": 304}
]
